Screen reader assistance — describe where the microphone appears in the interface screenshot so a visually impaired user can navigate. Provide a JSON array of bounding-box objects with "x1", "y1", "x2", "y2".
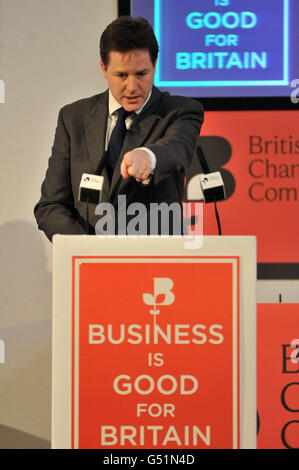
[
  {"x1": 196, "y1": 146, "x2": 226, "y2": 203},
  {"x1": 78, "y1": 173, "x2": 104, "y2": 235},
  {"x1": 127, "y1": 121, "x2": 140, "y2": 135},
  {"x1": 78, "y1": 173, "x2": 104, "y2": 204}
]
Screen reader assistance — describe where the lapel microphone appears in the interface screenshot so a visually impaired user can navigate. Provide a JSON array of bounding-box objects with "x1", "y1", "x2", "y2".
[
  {"x1": 127, "y1": 122, "x2": 140, "y2": 135},
  {"x1": 127, "y1": 113, "x2": 140, "y2": 135}
]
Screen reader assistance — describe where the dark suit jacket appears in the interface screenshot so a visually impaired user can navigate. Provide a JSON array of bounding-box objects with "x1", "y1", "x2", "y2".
[{"x1": 34, "y1": 86, "x2": 204, "y2": 241}]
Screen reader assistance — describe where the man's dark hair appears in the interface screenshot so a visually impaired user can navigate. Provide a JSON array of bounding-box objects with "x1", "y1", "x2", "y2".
[{"x1": 100, "y1": 16, "x2": 159, "y2": 67}]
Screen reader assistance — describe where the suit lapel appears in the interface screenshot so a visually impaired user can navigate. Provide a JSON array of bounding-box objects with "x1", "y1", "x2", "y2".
[{"x1": 83, "y1": 91, "x2": 109, "y2": 173}]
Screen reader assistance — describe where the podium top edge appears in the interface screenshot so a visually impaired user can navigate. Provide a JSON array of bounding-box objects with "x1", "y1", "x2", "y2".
[{"x1": 52, "y1": 235, "x2": 257, "y2": 258}]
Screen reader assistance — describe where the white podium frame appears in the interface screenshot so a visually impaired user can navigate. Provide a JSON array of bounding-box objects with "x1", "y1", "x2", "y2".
[{"x1": 52, "y1": 235, "x2": 256, "y2": 449}]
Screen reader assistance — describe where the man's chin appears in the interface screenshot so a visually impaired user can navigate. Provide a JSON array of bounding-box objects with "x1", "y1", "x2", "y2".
[{"x1": 122, "y1": 97, "x2": 144, "y2": 111}]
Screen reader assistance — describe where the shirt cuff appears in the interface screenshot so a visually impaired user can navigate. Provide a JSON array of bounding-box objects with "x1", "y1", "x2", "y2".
[{"x1": 135, "y1": 147, "x2": 157, "y2": 171}]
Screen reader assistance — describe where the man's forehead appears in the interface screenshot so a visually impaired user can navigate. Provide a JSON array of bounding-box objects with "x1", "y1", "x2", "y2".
[{"x1": 107, "y1": 49, "x2": 153, "y2": 68}]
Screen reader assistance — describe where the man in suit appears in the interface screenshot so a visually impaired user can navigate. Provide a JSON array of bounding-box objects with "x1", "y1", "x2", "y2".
[{"x1": 34, "y1": 16, "x2": 204, "y2": 241}]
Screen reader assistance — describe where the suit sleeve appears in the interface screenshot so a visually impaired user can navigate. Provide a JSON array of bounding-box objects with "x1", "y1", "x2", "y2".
[
  {"x1": 145, "y1": 98, "x2": 204, "y2": 184},
  {"x1": 34, "y1": 108, "x2": 86, "y2": 242}
]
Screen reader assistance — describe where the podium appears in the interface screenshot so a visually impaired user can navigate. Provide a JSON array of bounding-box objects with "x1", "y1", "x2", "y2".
[{"x1": 52, "y1": 235, "x2": 256, "y2": 449}]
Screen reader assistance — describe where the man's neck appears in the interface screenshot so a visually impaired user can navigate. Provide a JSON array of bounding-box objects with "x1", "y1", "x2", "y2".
[{"x1": 108, "y1": 89, "x2": 152, "y2": 116}]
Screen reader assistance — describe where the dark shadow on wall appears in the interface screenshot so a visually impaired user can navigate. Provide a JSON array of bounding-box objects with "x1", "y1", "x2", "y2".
[{"x1": 0, "y1": 220, "x2": 52, "y2": 448}]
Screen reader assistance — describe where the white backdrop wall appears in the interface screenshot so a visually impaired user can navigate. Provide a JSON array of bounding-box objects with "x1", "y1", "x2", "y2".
[{"x1": 0, "y1": 0, "x2": 116, "y2": 448}]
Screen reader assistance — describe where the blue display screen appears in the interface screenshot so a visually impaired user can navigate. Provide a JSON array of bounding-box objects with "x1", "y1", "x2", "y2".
[{"x1": 131, "y1": 0, "x2": 298, "y2": 98}]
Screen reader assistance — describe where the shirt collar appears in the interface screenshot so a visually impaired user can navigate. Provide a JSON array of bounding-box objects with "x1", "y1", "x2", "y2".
[{"x1": 108, "y1": 89, "x2": 152, "y2": 117}]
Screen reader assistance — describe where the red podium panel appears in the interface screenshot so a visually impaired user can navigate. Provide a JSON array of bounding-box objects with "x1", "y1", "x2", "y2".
[
  {"x1": 52, "y1": 236, "x2": 256, "y2": 449},
  {"x1": 257, "y1": 303, "x2": 299, "y2": 449},
  {"x1": 73, "y1": 257, "x2": 239, "y2": 449}
]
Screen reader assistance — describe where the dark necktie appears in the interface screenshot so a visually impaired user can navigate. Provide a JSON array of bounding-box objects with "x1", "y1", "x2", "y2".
[{"x1": 106, "y1": 107, "x2": 130, "y2": 178}]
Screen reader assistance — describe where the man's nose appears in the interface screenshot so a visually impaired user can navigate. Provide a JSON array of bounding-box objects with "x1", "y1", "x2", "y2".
[{"x1": 126, "y1": 75, "x2": 138, "y2": 93}]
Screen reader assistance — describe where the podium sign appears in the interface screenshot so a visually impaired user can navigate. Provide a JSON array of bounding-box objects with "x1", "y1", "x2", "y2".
[{"x1": 52, "y1": 236, "x2": 256, "y2": 449}]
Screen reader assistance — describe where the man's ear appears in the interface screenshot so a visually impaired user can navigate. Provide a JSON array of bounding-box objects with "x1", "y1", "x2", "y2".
[{"x1": 99, "y1": 60, "x2": 107, "y2": 78}]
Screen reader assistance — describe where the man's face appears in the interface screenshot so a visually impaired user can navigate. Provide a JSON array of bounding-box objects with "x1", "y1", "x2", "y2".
[{"x1": 100, "y1": 49, "x2": 157, "y2": 112}]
